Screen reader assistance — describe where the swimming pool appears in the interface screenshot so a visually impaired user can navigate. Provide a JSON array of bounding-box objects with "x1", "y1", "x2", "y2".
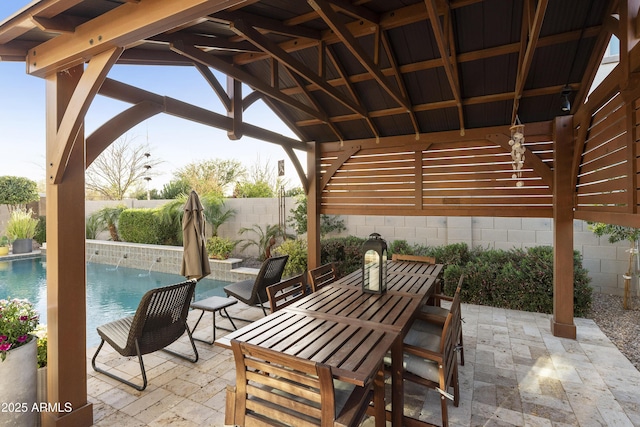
[{"x1": 0, "y1": 256, "x2": 231, "y2": 347}]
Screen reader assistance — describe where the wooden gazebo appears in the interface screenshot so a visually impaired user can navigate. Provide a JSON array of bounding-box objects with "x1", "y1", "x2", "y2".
[{"x1": 0, "y1": 0, "x2": 635, "y2": 425}]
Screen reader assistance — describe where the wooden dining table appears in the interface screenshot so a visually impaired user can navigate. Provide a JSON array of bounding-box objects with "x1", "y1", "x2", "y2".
[{"x1": 216, "y1": 260, "x2": 443, "y2": 427}]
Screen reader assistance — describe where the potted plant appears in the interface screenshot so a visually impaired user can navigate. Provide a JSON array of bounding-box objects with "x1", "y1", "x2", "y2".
[
  {"x1": 206, "y1": 236, "x2": 238, "y2": 260},
  {"x1": 0, "y1": 298, "x2": 39, "y2": 426},
  {"x1": 0, "y1": 235, "x2": 9, "y2": 256},
  {"x1": 6, "y1": 208, "x2": 38, "y2": 254}
]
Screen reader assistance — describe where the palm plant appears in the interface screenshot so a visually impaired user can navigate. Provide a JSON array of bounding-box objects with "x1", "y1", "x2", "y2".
[
  {"x1": 92, "y1": 206, "x2": 126, "y2": 241},
  {"x1": 156, "y1": 197, "x2": 186, "y2": 245},
  {"x1": 202, "y1": 194, "x2": 236, "y2": 237},
  {"x1": 239, "y1": 224, "x2": 293, "y2": 260}
]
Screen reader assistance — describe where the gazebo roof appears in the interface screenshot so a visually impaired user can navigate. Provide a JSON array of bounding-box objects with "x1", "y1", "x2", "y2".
[{"x1": 0, "y1": 0, "x2": 613, "y2": 148}]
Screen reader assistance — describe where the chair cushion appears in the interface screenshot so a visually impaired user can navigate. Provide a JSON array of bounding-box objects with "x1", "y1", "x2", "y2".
[
  {"x1": 402, "y1": 353, "x2": 440, "y2": 383},
  {"x1": 408, "y1": 320, "x2": 442, "y2": 346},
  {"x1": 382, "y1": 323, "x2": 442, "y2": 383},
  {"x1": 224, "y1": 279, "x2": 255, "y2": 302}
]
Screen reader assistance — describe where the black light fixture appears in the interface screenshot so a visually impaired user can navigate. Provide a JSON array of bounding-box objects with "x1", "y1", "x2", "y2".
[
  {"x1": 561, "y1": 86, "x2": 572, "y2": 113},
  {"x1": 362, "y1": 233, "x2": 388, "y2": 294}
]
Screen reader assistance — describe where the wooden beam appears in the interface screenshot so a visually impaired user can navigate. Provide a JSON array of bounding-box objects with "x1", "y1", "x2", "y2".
[
  {"x1": 229, "y1": 18, "x2": 368, "y2": 118},
  {"x1": 551, "y1": 115, "x2": 576, "y2": 339},
  {"x1": 379, "y1": 31, "x2": 418, "y2": 137},
  {"x1": 308, "y1": 0, "x2": 411, "y2": 113},
  {"x1": 194, "y1": 62, "x2": 231, "y2": 111},
  {"x1": 307, "y1": 141, "x2": 321, "y2": 271},
  {"x1": 512, "y1": 0, "x2": 548, "y2": 123},
  {"x1": 26, "y1": 0, "x2": 246, "y2": 76},
  {"x1": 98, "y1": 78, "x2": 309, "y2": 151},
  {"x1": 43, "y1": 61, "x2": 93, "y2": 427},
  {"x1": 171, "y1": 40, "x2": 329, "y2": 123},
  {"x1": 227, "y1": 75, "x2": 243, "y2": 140},
  {"x1": 49, "y1": 46, "x2": 122, "y2": 184},
  {"x1": 325, "y1": 45, "x2": 377, "y2": 140},
  {"x1": 30, "y1": 14, "x2": 82, "y2": 34},
  {"x1": 213, "y1": 10, "x2": 321, "y2": 40},
  {"x1": 86, "y1": 100, "x2": 164, "y2": 167},
  {"x1": 0, "y1": 0, "x2": 84, "y2": 44},
  {"x1": 424, "y1": 0, "x2": 464, "y2": 132}
]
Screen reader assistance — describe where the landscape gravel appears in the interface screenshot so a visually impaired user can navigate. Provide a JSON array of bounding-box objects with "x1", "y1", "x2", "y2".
[{"x1": 587, "y1": 292, "x2": 640, "y2": 371}]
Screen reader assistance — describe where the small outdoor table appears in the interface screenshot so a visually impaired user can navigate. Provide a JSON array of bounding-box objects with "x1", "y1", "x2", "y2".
[{"x1": 190, "y1": 296, "x2": 238, "y2": 344}]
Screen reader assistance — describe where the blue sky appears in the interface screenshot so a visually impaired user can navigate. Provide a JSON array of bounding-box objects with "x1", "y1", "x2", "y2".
[{"x1": 0, "y1": 2, "x2": 305, "y2": 191}]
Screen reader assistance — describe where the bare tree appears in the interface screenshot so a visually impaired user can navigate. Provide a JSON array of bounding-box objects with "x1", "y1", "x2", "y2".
[{"x1": 86, "y1": 135, "x2": 162, "y2": 200}]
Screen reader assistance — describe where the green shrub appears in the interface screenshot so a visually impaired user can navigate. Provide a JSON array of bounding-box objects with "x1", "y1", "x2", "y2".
[
  {"x1": 274, "y1": 238, "x2": 308, "y2": 277},
  {"x1": 118, "y1": 209, "x2": 166, "y2": 244},
  {"x1": 320, "y1": 236, "x2": 365, "y2": 278},
  {"x1": 442, "y1": 245, "x2": 592, "y2": 316},
  {"x1": 206, "y1": 236, "x2": 238, "y2": 260},
  {"x1": 34, "y1": 216, "x2": 46, "y2": 244},
  {"x1": 389, "y1": 239, "x2": 414, "y2": 256}
]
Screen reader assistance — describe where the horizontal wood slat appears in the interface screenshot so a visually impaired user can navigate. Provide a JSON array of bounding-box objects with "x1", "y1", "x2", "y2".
[{"x1": 320, "y1": 134, "x2": 555, "y2": 217}]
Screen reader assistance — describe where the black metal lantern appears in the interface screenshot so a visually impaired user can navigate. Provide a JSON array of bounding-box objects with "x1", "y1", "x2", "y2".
[{"x1": 362, "y1": 233, "x2": 388, "y2": 294}]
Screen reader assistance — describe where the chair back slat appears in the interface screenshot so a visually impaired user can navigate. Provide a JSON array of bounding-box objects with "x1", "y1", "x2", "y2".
[
  {"x1": 128, "y1": 280, "x2": 196, "y2": 354},
  {"x1": 308, "y1": 263, "x2": 337, "y2": 292},
  {"x1": 391, "y1": 254, "x2": 436, "y2": 263},
  {"x1": 231, "y1": 339, "x2": 336, "y2": 427},
  {"x1": 267, "y1": 274, "x2": 308, "y2": 313},
  {"x1": 439, "y1": 288, "x2": 461, "y2": 395}
]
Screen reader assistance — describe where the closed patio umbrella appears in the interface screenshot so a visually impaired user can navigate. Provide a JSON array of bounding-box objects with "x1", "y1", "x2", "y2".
[{"x1": 181, "y1": 190, "x2": 211, "y2": 281}]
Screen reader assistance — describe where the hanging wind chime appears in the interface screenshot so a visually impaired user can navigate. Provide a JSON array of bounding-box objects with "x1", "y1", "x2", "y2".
[{"x1": 509, "y1": 118, "x2": 525, "y2": 187}]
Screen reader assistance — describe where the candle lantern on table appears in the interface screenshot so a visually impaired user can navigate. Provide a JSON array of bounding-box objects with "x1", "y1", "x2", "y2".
[{"x1": 362, "y1": 233, "x2": 387, "y2": 294}]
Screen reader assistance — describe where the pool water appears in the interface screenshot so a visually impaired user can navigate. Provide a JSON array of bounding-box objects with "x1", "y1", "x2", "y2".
[{"x1": 0, "y1": 256, "x2": 230, "y2": 347}]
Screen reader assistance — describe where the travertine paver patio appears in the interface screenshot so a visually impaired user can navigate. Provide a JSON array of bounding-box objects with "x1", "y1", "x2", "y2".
[{"x1": 87, "y1": 302, "x2": 640, "y2": 426}]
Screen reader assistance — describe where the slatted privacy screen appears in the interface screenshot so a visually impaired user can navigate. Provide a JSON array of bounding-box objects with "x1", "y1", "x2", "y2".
[
  {"x1": 575, "y1": 91, "x2": 631, "y2": 213},
  {"x1": 321, "y1": 138, "x2": 554, "y2": 217}
]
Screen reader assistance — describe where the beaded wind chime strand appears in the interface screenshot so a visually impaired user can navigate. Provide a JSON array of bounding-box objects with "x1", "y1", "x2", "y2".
[{"x1": 509, "y1": 119, "x2": 525, "y2": 187}]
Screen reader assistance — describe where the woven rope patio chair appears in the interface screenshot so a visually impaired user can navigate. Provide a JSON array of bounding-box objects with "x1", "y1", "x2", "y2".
[
  {"x1": 91, "y1": 280, "x2": 199, "y2": 391},
  {"x1": 223, "y1": 255, "x2": 289, "y2": 316}
]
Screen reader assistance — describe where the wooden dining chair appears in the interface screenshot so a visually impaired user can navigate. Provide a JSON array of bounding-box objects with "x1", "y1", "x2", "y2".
[
  {"x1": 227, "y1": 339, "x2": 382, "y2": 427},
  {"x1": 391, "y1": 254, "x2": 442, "y2": 305},
  {"x1": 266, "y1": 273, "x2": 309, "y2": 313},
  {"x1": 308, "y1": 262, "x2": 338, "y2": 292},
  {"x1": 419, "y1": 275, "x2": 465, "y2": 365},
  {"x1": 391, "y1": 253, "x2": 436, "y2": 264},
  {"x1": 394, "y1": 289, "x2": 462, "y2": 427}
]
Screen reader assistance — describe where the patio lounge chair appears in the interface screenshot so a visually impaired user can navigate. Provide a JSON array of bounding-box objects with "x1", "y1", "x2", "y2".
[
  {"x1": 226, "y1": 339, "x2": 382, "y2": 427},
  {"x1": 223, "y1": 255, "x2": 289, "y2": 315},
  {"x1": 91, "y1": 280, "x2": 199, "y2": 391},
  {"x1": 266, "y1": 273, "x2": 308, "y2": 313},
  {"x1": 308, "y1": 262, "x2": 338, "y2": 292}
]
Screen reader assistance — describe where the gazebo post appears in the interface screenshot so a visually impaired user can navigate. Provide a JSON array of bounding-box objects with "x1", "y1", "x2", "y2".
[
  {"x1": 307, "y1": 141, "x2": 321, "y2": 270},
  {"x1": 551, "y1": 115, "x2": 577, "y2": 339},
  {"x1": 43, "y1": 64, "x2": 93, "y2": 427}
]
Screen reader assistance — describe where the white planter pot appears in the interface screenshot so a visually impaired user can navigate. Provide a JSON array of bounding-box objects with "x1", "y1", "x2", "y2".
[{"x1": 0, "y1": 337, "x2": 37, "y2": 426}]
